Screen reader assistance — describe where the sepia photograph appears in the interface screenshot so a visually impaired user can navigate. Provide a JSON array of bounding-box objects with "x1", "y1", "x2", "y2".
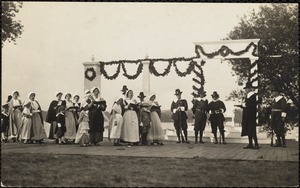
[{"x1": 1, "y1": 1, "x2": 299, "y2": 187}]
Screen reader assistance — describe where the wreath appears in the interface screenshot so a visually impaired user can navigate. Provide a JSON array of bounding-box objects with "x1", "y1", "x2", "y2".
[{"x1": 85, "y1": 67, "x2": 96, "y2": 81}]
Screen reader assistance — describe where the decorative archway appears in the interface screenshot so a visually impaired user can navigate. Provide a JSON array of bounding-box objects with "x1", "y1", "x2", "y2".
[{"x1": 83, "y1": 39, "x2": 259, "y2": 100}]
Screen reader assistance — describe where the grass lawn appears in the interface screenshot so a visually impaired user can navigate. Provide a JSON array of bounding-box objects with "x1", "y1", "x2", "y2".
[{"x1": 1, "y1": 153, "x2": 298, "y2": 187}]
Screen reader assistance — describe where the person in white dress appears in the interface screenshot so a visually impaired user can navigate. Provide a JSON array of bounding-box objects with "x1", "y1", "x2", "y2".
[
  {"x1": 108, "y1": 96, "x2": 124, "y2": 146},
  {"x1": 75, "y1": 103, "x2": 90, "y2": 147},
  {"x1": 120, "y1": 90, "x2": 139, "y2": 146},
  {"x1": 146, "y1": 93, "x2": 164, "y2": 146},
  {"x1": 19, "y1": 101, "x2": 33, "y2": 144}
]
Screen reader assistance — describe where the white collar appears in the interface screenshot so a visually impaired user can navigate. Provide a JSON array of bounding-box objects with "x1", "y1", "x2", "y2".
[
  {"x1": 56, "y1": 112, "x2": 64, "y2": 117},
  {"x1": 195, "y1": 97, "x2": 206, "y2": 101},
  {"x1": 275, "y1": 96, "x2": 283, "y2": 102},
  {"x1": 247, "y1": 91, "x2": 255, "y2": 98},
  {"x1": 212, "y1": 99, "x2": 219, "y2": 102}
]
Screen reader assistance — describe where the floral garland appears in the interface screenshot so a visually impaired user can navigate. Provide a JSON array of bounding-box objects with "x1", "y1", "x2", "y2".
[
  {"x1": 195, "y1": 42, "x2": 258, "y2": 59},
  {"x1": 121, "y1": 62, "x2": 143, "y2": 80},
  {"x1": 85, "y1": 67, "x2": 97, "y2": 81}
]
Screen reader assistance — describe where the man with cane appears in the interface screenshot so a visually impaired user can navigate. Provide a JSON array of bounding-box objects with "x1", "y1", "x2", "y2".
[{"x1": 171, "y1": 89, "x2": 189, "y2": 143}]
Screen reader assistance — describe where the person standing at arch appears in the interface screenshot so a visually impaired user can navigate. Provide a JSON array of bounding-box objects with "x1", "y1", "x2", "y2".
[
  {"x1": 192, "y1": 89, "x2": 208, "y2": 144},
  {"x1": 171, "y1": 89, "x2": 189, "y2": 143},
  {"x1": 241, "y1": 82, "x2": 259, "y2": 149},
  {"x1": 121, "y1": 85, "x2": 129, "y2": 116},
  {"x1": 64, "y1": 93, "x2": 77, "y2": 142},
  {"x1": 137, "y1": 92, "x2": 151, "y2": 145},
  {"x1": 208, "y1": 91, "x2": 226, "y2": 144},
  {"x1": 46, "y1": 92, "x2": 66, "y2": 140},
  {"x1": 270, "y1": 86, "x2": 288, "y2": 148}
]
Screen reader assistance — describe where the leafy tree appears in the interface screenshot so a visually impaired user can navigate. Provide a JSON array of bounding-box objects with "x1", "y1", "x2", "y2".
[
  {"x1": 1, "y1": 1, "x2": 24, "y2": 48},
  {"x1": 226, "y1": 4, "x2": 298, "y2": 124}
]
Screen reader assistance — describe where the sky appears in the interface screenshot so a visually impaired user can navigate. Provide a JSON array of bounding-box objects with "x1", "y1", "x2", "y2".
[{"x1": 2, "y1": 2, "x2": 264, "y2": 113}]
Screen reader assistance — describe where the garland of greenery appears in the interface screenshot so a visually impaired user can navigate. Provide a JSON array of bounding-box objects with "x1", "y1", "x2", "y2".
[
  {"x1": 149, "y1": 60, "x2": 173, "y2": 77},
  {"x1": 173, "y1": 60, "x2": 195, "y2": 77},
  {"x1": 99, "y1": 63, "x2": 121, "y2": 80},
  {"x1": 195, "y1": 42, "x2": 258, "y2": 59},
  {"x1": 85, "y1": 67, "x2": 97, "y2": 81},
  {"x1": 121, "y1": 62, "x2": 143, "y2": 80}
]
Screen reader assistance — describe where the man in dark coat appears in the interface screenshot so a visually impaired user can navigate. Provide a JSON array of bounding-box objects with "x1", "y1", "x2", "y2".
[
  {"x1": 240, "y1": 82, "x2": 259, "y2": 149},
  {"x1": 171, "y1": 89, "x2": 189, "y2": 143},
  {"x1": 208, "y1": 91, "x2": 226, "y2": 144},
  {"x1": 270, "y1": 86, "x2": 288, "y2": 147},
  {"x1": 192, "y1": 89, "x2": 208, "y2": 144}
]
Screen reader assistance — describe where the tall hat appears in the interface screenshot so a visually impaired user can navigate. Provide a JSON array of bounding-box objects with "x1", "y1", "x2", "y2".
[
  {"x1": 121, "y1": 85, "x2": 129, "y2": 92},
  {"x1": 174, "y1": 89, "x2": 183, "y2": 95},
  {"x1": 211, "y1": 91, "x2": 219, "y2": 98},
  {"x1": 243, "y1": 81, "x2": 254, "y2": 89},
  {"x1": 6, "y1": 95, "x2": 12, "y2": 103},
  {"x1": 137, "y1": 92, "x2": 146, "y2": 99}
]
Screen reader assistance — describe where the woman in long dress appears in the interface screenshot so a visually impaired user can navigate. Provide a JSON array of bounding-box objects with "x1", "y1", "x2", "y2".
[
  {"x1": 8, "y1": 91, "x2": 23, "y2": 142},
  {"x1": 120, "y1": 90, "x2": 139, "y2": 145},
  {"x1": 27, "y1": 92, "x2": 47, "y2": 144},
  {"x1": 146, "y1": 93, "x2": 164, "y2": 145},
  {"x1": 46, "y1": 92, "x2": 66, "y2": 139},
  {"x1": 64, "y1": 93, "x2": 77, "y2": 142},
  {"x1": 108, "y1": 96, "x2": 123, "y2": 146},
  {"x1": 75, "y1": 103, "x2": 90, "y2": 146},
  {"x1": 19, "y1": 101, "x2": 33, "y2": 143},
  {"x1": 89, "y1": 87, "x2": 107, "y2": 145}
]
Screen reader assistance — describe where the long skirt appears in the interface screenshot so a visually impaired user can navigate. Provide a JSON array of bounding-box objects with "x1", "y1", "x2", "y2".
[
  {"x1": 19, "y1": 117, "x2": 32, "y2": 140},
  {"x1": 64, "y1": 111, "x2": 77, "y2": 140},
  {"x1": 9, "y1": 109, "x2": 22, "y2": 138},
  {"x1": 147, "y1": 111, "x2": 165, "y2": 142},
  {"x1": 120, "y1": 110, "x2": 139, "y2": 142},
  {"x1": 110, "y1": 114, "x2": 123, "y2": 139},
  {"x1": 75, "y1": 121, "x2": 90, "y2": 144},
  {"x1": 31, "y1": 113, "x2": 47, "y2": 140}
]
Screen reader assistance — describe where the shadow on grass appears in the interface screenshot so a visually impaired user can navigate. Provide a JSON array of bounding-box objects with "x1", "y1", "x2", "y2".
[{"x1": 1, "y1": 153, "x2": 299, "y2": 187}]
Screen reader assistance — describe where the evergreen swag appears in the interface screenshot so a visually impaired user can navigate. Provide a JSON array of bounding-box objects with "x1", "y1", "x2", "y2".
[
  {"x1": 96, "y1": 43, "x2": 255, "y2": 80},
  {"x1": 194, "y1": 42, "x2": 258, "y2": 59}
]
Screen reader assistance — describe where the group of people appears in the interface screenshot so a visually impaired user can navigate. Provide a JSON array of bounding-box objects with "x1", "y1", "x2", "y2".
[{"x1": 1, "y1": 82, "x2": 289, "y2": 149}]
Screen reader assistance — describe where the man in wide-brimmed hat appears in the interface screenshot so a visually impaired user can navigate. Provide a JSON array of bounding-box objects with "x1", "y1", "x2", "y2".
[
  {"x1": 192, "y1": 89, "x2": 208, "y2": 144},
  {"x1": 270, "y1": 85, "x2": 288, "y2": 148},
  {"x1": 208, "y1": 91, "x2": 227, "y2": 144},
  {"x1": 137, "y1": 92, "x2": 151, "y2": 145},
  {"x1": 240, "y1": 81, "x2": 259, "y2": 149},
  {"x1": 171, "y1": 89, "x2": 190, "y2": 143}
]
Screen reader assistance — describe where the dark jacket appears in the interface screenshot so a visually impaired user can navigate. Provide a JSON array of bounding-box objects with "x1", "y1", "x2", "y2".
[
  {"x1": 171, "y1": 99, "x2": 188, "y2": 121},
  {"x1": 241, "y1": 93, "x2": 257, "y2": 137}
]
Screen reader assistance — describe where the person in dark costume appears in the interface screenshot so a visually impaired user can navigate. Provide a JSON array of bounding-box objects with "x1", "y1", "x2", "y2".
[
  {"x1": 240, "y1": 82, "x2": 259, "y2": 149},
  {"x1": 120, "y1": 85, "x2": 129, "y2": 116},
  {"x1": 73, "y1": 94, "x2": 81, "y2": 132},
  {"x1": 1, "y1": 103, "x2": 9, "y2": 142},
  {"x1": 137, "y1": 92, "x2": 151, "y2": 145},
  {"x1": 171, "y1": 89, "x2": 190, "y2": 144},
  {"x1": 88, "y1": 87, "x2": 107, "y2": 146},
  {"x1": 208, "y1": 91, "x2": 226, "y2": 144},
  {"x1": 192, "y1": 89, "x2": 208, "y2": 144},
  {"x1": 270, "y1": 86, "x2": 288, "y2": 148},
  {"x1": 45, "y1": 92, "x2": 66, "y2": 140},
  {"x1": 55, "y1": 105, "x2": 66, "y2": 145}
]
